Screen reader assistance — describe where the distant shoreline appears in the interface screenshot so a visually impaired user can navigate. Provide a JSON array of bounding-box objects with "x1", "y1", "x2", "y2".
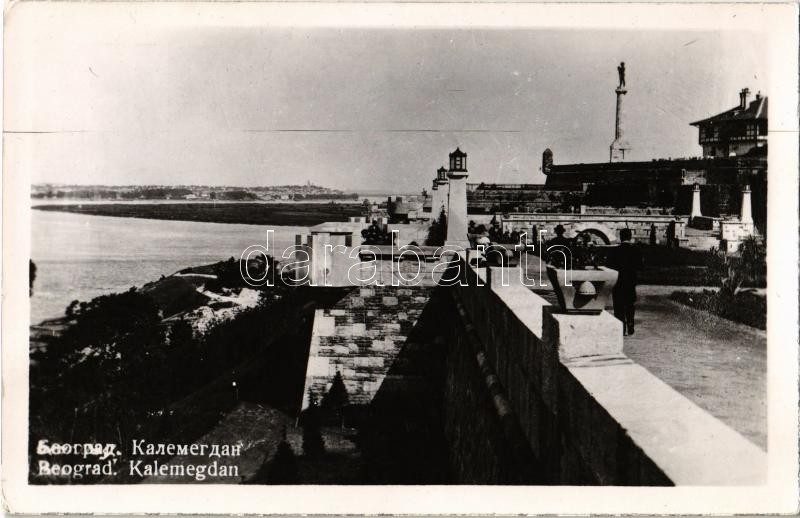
[{"x1": 32, "y1": 202, "x2": 365, "y2": 227}]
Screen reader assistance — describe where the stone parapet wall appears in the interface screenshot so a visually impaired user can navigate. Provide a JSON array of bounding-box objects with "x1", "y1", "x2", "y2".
[
  {"x1": 444, "y1": 259, "x2": 766, "y2": 485},
  {"x1": 499, "y1": 213, "x2": 686, "y2": 245}
]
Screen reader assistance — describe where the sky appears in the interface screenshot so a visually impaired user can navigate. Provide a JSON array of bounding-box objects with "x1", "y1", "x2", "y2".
[{"x1": 8, "y1": 17, "x2": 768, "y2": 192}]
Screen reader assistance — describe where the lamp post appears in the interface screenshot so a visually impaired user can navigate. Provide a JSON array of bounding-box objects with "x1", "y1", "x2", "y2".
[{"x1": 232, "y1": 381, "x2": 239, "y2": 404}]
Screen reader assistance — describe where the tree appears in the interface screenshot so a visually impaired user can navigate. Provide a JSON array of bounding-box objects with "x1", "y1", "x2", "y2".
[
  {"x1": 265, "y1": 429, "x2": 299, "y2": 484},
  {"x1": 738, "y1": 235, "x2": 766, "y2": 288},
  {"x1": 361, "y1": 221, "x2": 391, "y2": 245},
  {"x1": 321, "y1": 371, "x2": 349, "y2": 428},
  {"x1": 301, "y1": 390, "x2": 325, "y2": 457},
  {"x1": 65, "y1": 299, "x2": 80, "y2": 319},
  {"x1": 167, "y1": 319, "x2": 199, "y2": 394},
  {"x1": 30, "y1": 289, "x2": 168, "y2": 449}
]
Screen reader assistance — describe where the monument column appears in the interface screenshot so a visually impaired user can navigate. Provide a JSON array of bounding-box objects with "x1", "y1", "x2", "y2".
[
  {"x1": 445, "y1": 148, "x2": 470, "y2": 248},
  {"x1": 609, "y1": 62, "x2": 631, "y2": 162}
]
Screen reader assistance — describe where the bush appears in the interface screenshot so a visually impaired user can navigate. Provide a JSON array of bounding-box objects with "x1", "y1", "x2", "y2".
[
  {"x1": 301, "y1": 391, "x2": 325, "y2": 457},
  {"x1": 670, "y1": 289, "x2": 765, "y2": 330},
  {"x1": 639, "y1": 244, "x2": 709, "y2": 267},
  {"x1": 637, "y1": 266, "x2": 715, "y2": 286},
  {"x1": 425, "y1": 208, "x2": 446, "y2": 246},
  {"x1": 362, "y1": 221, "x2": 392, "y2": 245},
  {"x1": 321, "y1": 371, "x2": 349, "y2": 427},
  {"x1": 248, "y1": 431, "x2": 299, "y2": 484}
]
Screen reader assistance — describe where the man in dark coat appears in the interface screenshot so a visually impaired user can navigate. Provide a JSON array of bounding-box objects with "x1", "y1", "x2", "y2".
[
  {"x1": 545, "y1": 224, "x2": 572, "y2": 266},
  {"x1": 546, "y1": 224, "x2": 571, "y2": 249},
  {"x1": 606, "y1": 228, "x2": 643, "y2": 335}
]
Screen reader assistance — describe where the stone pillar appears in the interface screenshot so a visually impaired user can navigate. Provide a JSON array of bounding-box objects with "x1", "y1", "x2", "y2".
[
  {"x1": 690, "y1": 184, "x2": 703, "y2": 219},
  {"x1": 446, "y1": 177, "x2": 469, "y2": 247},
  {"x1": 609, "y1": 87, "x2": 631, "y2": 162},
  {"x1": 446, "y1": 149, "x2": 469, "y2": 248},
  {"x1": 740, "y1": 184, "x2": 753, "y2": 224}
]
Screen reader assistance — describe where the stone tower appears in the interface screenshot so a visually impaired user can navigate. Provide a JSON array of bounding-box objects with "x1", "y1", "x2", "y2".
[
  {"x1": 609, "y1": 62, "x2": 631, "y2": 162},
  {"x1": 542, "y1": 148, "x2": 553, "y2": 175},
  {"x1": 430, "y1": 179, "x2": 439, "y2": 218},
  {"x1": 432, "y1": 166, "x2": 449, "y2": 219},
  {"x1": 445, "y1": 148, "x2": 470, "y2": 248}
]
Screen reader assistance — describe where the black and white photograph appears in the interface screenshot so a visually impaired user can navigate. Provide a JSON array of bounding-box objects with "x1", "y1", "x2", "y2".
[{"x1": 2, "y1": 2, "x2": 798, "y2": 514}]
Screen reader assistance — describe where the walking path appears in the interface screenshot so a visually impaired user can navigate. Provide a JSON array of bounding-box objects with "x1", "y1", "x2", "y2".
[
  {"x1": 521, "y1": 260, "x2": 768, "y2": 449},
  {"x1": 623, "y1": 291, "x2": 766, "y2": 450}
]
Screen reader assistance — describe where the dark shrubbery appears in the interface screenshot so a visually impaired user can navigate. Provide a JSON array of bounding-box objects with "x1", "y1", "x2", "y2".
[
  {"x1": 670, "y1": 236, "x2": 766, "y2": 329},
  {"x1": 637, "y1": 266, "x2": 715, "y2": 286},
  {"x1": 28, "y1": 261, "x2": 295, "y2": 482},
  {"x1": 301, "y1": 391, "x2": 325, "y2": 458},
  {"x1": 249, "y1": 428, "x2": 299, "y2": 484},
  {"x1": 639, "y1": 244, "x2": 709, "y2": 267},
  {"x1": 425, "y1": 208, "x2": 446, "y2": 246},
  {"x1": 670, "y1": 290, "x2": 766, "y2": 330},
  {"x1": 266, "y1": 437, "x2": 299, "y2": 484},
  {"x1": 321, "y1": 371, "x2": 350, "y2": 427},
  {"x1": 362, "y1": 221, "x2": 392, "y2": 245},
  {"x1": 30, "y1": 288, "x2": 170, "y2": 468}
]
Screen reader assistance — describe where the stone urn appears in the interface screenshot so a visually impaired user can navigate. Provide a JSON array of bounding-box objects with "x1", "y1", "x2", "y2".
[{"x1": 546, "y1": 265, "x2": 618, "y2": 314}]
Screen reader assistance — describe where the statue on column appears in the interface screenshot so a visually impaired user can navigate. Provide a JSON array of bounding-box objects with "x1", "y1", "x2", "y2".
[{"x1": 617, "y1": 62, "x2": 626, "y2": 89}]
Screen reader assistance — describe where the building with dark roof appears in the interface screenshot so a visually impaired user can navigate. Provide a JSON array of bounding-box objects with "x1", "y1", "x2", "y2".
[{"x1": 690, "y1": 88, "x2": 768, "y2": 158}]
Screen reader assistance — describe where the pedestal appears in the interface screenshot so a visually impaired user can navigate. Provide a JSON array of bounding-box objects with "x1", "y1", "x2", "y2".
[{"x1": 609, "y1": 87, "x2": 630, "y2": 162}]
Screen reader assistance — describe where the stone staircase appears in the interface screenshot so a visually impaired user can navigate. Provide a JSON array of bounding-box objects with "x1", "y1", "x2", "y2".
[{"x1": 302, "y1": 286, "x2": 434, "y2": 408}]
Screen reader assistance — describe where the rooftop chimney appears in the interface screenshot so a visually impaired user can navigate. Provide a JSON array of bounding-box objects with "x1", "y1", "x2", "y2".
[{"x1": 739, "y1": 87, "x2": 750, "y2": 109}]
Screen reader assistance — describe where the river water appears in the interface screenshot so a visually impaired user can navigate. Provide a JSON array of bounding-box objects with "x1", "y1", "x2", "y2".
[{"x1": 30, "y1": 210, "x2": 307, "y2": 324}]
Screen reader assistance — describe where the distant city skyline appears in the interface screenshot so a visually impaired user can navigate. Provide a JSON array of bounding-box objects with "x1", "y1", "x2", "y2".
[{"x1": 9, "y1": 21, "x2": 767, "y2": 191}]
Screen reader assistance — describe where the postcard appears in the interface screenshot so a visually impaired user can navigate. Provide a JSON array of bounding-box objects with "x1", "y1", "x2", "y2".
[{"x1": 2, "y1": 2, "x2": 798, "y2": 514}]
